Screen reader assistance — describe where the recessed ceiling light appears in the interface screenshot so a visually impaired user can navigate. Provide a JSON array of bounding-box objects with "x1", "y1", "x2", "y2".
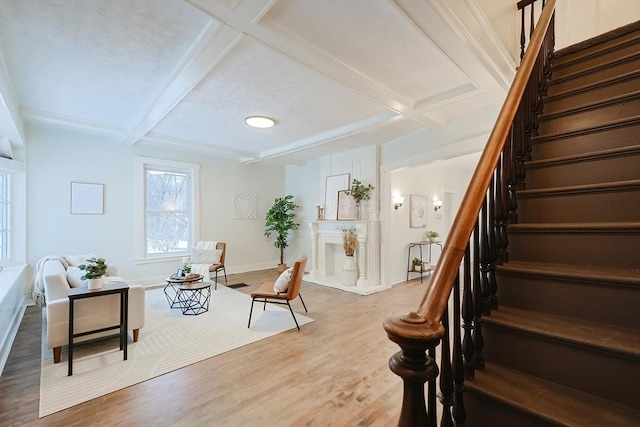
[{"x1": 245, "y1": 116, "x2": 276, "y2": 128}]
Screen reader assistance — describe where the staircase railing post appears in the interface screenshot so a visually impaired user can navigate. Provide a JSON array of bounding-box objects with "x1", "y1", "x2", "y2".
[{"x1": 384, "y1": 313, "x2": 444, "y2": 426}]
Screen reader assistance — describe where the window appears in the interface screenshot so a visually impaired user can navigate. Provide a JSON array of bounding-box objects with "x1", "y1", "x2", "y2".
[
  {"x1": 0, "y1": 173, "x2": 9, "y2": 260},
  {"x1": 136, "y1": 157, "x2": 199, "y2": 260}
]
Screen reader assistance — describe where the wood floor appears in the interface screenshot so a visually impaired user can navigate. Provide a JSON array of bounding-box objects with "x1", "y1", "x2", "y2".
[{"x1": 0, "y1": 269, "x2": 428, "y2": 426}]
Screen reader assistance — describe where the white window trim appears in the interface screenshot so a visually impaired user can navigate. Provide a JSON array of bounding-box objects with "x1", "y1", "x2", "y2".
[
  {"x1": 134, "y1": 156, "x2": 199, "y2": 263},
  {"x1": 0, "y1": 157, "x2": 25, "y2": 267}
]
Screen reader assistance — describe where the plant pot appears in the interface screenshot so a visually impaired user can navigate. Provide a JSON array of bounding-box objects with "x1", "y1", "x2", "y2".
[
  {"x1": 277, "y1": 263, "x2": 288, "y2": 273},
  {"x1": 342, "y1": 255, "x2": 358, "y2": 286},
  {"x1": 87, "y1": 277, "x2": 103, "y2": 290}
]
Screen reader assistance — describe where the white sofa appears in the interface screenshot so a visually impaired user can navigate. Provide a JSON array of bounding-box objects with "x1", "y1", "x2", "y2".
[{"x1": 42, "y1": 257, "x2": 145, "y2": 363}]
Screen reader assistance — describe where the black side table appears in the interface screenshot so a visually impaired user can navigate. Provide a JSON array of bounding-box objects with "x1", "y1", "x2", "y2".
[{"x1": 68, "y1": 282, "x2": 129, "y2": 376}]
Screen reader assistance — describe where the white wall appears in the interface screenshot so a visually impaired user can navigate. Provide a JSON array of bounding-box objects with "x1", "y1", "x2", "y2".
[
  {"x1": 26, "y1": 124, "x2": 285, "y2": 285},
  {"x1": 476, "y1": 0, "x2": 640, "y2": 64}
]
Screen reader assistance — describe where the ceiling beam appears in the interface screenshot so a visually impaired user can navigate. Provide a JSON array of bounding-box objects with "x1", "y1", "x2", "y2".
[{"x1": 0, "y1": 53, "x2": 25, "y2": 147}]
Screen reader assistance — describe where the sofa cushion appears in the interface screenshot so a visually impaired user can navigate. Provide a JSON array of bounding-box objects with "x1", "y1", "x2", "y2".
[
  {"x1": 273, "y1": 267, "x2": 293, "y2": 293},
  {"x1": 66, "y1": 266, "x2": 87, "y2": 288},
  {"x1": 191, "y1": 248, "x2": 214, "y2": 264}
]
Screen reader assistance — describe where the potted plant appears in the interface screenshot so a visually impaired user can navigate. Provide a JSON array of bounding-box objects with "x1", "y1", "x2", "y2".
[
  {"x1": 426, "y1": 230, "x2": 439, "y2": 242},
  {"x1": 412, "y1": 257, "x2": 422, "y2": 272},
  {"x1": 345, "y1": 179, "x2": 374, "y2": 219},
  {"x1": 78, "y1": 257, "x2": 109, "y2": 290},
  {"x1": 265, "y1": 195, "x2": 300, "y2": 272}
]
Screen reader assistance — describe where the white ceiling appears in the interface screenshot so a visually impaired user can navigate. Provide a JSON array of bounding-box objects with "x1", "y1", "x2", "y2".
[{"x1": 0, "y1": 0, "x2": 515, "y2": 165}]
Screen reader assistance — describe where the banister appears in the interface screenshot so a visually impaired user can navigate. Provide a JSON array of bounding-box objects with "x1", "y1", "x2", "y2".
[
  {"x1": 384, "y1": 1, "x2": 556, "y2": 424},
  {"x1": 418, "y1": 0, "x2": 556, "y2": 322}
]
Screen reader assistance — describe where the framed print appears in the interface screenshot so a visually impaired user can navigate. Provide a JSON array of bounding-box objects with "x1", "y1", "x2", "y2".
[
  {"x1": 337, "y1": 190, "x2": 357, "y2": 220},
  {"x1": 70, "y1": 182, "x2": 104, "y2": 214},
  {"x1": 410, "y1": 194, "x2": 427, "y2": 228},
  {"x1": 324, "y1": 173, "x2": 350, "y2": 221}
]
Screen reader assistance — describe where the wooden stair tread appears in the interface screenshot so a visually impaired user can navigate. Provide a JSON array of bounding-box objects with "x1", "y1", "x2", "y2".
[
  {"x1": 508, "y1": 221, "x2": 640, "y2": 232},
  {"x1": 530, "y1": 115, "x2": 640, "y2": 143},
  {"x1": 467, "y1": 363, "x2": 640, "y2": 426},
  {"x1": 545, "y1": 69, "x2": 640, "y2": 102},
  {"x1": 538, "y1": 90, "x2": 640, "y2": 121},
  {"x1": 483, "y1": 307, "x2": 640, "y2": 359},
  {"x1": 525, "y1": 144, "x2": 640, "y2": 168},
  {"x1": 549, "y1": 51, "x2": 640, "y2": 86},
  {"x1": 497, "y1": 260, "x2": 640, "y2": 285},
  {"x1": 517, "y1": 179, "x2": 640, "y2": 197}
]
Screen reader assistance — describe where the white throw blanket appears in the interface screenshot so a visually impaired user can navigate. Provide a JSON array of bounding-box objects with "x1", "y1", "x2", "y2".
[{"x1": 30, "y1": 255, "x2": 69, "y2": 305}]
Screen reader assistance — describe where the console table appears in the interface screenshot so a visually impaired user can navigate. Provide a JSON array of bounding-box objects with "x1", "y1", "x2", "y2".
[
  {"x1": 407, "y1": 241, "x2": 443, "y2": 283},
  {"x1": 68, "y1": 282, "x2": 129, "y2": 376}
]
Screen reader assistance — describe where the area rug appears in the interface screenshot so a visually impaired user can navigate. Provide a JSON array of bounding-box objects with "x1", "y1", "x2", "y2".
[{"x1": 39, "y1": 285, "x2": 313, "y2": 417}]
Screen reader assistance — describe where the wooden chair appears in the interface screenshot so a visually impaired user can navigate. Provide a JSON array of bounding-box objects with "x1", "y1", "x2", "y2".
[
  {"x1": 248, "y1": 255, "x2": 308, "y2": 331},
  {"x1": 209, "y1": 242, "x2": 227, "y2": 290}
]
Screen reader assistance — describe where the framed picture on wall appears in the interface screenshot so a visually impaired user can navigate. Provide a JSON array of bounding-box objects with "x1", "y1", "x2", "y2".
[
  {"x1": 410, "y1": 194, "x2": 427, "y2": 228},
  {"x1": 324, "y1": 173, "x2": 350, "y2": 221},
  {"x1": 337, "y1": 190, "x2": 357, "y2": 220},
  {"x1": 70, "y1": 182, "x2": 104, "y2": 214}
]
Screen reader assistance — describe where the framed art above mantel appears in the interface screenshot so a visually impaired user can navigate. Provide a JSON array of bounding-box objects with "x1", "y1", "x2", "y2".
[{"x1": 324, "y1": 173, "x2": 350, "y2": 221}]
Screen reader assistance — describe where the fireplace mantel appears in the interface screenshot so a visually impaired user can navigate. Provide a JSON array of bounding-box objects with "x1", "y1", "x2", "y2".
[{"x1": 304, "y1": 220, "x2": 387, "y2": 295}]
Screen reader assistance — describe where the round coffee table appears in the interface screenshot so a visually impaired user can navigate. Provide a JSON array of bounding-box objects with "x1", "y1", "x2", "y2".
[{"x1": 163, "y1": 274, "x2": 210, "y2": 315}]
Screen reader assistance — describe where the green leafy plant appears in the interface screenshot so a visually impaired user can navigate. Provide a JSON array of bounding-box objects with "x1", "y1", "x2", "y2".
[
  {"x1": 412, "y1": 257, "x2": 422, "y2": 267},
  {"x1": 265, "y1": 195, "x2": 300, "y2": 266},
  {"x1": 426, "y1": 230, "x2": 439, "y2": 241},
  {"x1": 183, "y1": 263, "x2": 192, "y2": 274},
  {"x1": 78, "y1": 258, "x2": 109, "y2": 279},
  {"x1": 345, "y1": 179, "x2": 374, "y2": 204}
]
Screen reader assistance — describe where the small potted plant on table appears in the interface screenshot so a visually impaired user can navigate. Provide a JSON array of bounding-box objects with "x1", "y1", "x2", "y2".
[
  {"x1": 412, "y1": 257, "x2": 422, "y2": 272},
  {"x1": 79, "y1": 257, "x2": 109, "y2": 290},
  {"x1": 426, "y1": 230, "x2": 439, "y2": 242}
]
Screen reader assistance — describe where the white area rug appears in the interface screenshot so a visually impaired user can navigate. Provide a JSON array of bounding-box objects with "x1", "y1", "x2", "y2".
[{"x1": 39, "y1": 285, "x2": 313, "y2": 417}]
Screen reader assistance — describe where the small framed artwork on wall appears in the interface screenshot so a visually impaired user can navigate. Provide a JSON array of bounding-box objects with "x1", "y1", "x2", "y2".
[
  {"x1": 337, "y1": 190, "x2": 357, "y2": 220},
  {"x1": 70, "y1": 182, "x2": 104, "y2": 214},
  {"x1": 410, "y1": 194, "x2": 427, "y2": 228}
]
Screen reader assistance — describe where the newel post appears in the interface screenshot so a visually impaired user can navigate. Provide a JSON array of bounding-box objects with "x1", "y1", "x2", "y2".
[{"x1": 384, "y1": 312, "x2": 445, "y2": 426}]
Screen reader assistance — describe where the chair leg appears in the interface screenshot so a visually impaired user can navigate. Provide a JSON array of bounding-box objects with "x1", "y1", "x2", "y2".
[
  {"x1": 223, "y1": 266, "x2": 228, "y2": 282},
  {"x1": 298, "y1": 293, "x2": 308, "y2": 312},
  {"x1": 263, "y1": 298, "x2": 267, "y2": 311},
  {"x1": 214, "y1": 270, "x2": 218, "y2": 290},
  {"x1": 248, "y1": 298, "x2": 255, "y2": 328},
  {"x1": 287, "y1": 301, "x2": 300, "y2": 331}
]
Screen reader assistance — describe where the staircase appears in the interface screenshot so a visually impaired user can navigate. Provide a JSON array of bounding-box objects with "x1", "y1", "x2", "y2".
[{"x1": 464, "y1": 22, "x2": 640, "y2": 426}]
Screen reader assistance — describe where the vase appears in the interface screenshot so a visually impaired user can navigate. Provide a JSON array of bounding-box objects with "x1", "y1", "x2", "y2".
[
  {"x1": 87, "y1": 277, "x2": 103, "y2": 290},
  {"x1": 355, "y1": 203, "x2": 361, "y2": 220},
  {"x1": 342, "y1": 255, "x2": 358, "y2": 286}
]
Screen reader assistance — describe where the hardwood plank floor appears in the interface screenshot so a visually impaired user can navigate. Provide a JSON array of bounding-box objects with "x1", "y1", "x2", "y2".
[{"x1": 0, "y1": 269, "x2": 428, "y2": 426}]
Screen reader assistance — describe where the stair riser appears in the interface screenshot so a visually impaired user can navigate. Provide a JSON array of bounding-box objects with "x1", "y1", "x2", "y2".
[
  {"x1": 554, "y1": 31, "x2": 640, "y2": 68},
  {"x1": 517, "y1": 190, "x2": 640, "y2": 222},
  {"x1": 465, "y1": 390, "x2": 556, "y2": 427},
  {"x1": 531, "y1": 123, "x2": 639, "y2": 159},
  {"x1": 537, "y1": 97, "x2": 640, "y2": 136},
  {"x1": 552, "y1": 43, "x2": 640, "y2": 80},
  {"x1": 548, "y1": 58, "x2": 640, "y2": 94},
  {"x1": 482, "y1": 325, "x2": 640, "y2": 408},
  {"x1": 507, "y1": 231, "x2": 640, "y2": 267},
  {"x1": 524, "y1": 153, "x2": 640, "y2": 188},
  {"x1": 495, "y1": 272, "x2": 640, "y2": 328},
  {"x1": 545, "y1": 75, "x2": 640, "y2": 113}
]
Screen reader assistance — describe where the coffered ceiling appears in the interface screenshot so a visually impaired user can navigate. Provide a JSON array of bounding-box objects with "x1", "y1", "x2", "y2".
[{"x1": 0, "y1": 0, "x2": 515, "y2": 164}]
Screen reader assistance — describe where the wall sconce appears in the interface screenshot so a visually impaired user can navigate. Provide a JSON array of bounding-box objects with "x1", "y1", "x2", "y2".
[
  {"x1": 434, "y1": 199, "x2": 443, "y2": 211},
  {"x1": 393, "y1": 193, "x2": 405, "y2": 210}
]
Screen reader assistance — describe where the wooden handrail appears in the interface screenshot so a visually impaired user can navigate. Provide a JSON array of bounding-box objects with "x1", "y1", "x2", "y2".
[{"x1": 418, "y1": 0, "x2": 556, "y2": 323}]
